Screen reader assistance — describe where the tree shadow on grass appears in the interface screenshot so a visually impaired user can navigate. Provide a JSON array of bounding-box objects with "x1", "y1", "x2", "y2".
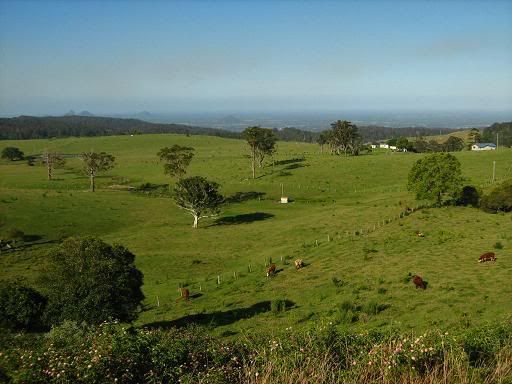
[
  {"x1": 214, "y1": 212, "x2": 274, "y2": 226},
  {"x1": 22, "y1": 234, "x2": 43, "y2": 242},
  {"x1": 274, "y1": 158, "x2": 305, "y2": 166},
  {"x1": 224, "y1": 191, "x2": 266, "y2": 204},
  {"x1": 283, "y1": 163, "x2": 307, "y2": 170},
  {"x1": 144, "y1": 300, "x2": 274, "y2": 329}
]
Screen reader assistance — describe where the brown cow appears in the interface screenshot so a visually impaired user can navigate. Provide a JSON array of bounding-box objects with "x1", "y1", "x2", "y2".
[
  {"x1": 266, "y1": 263, "x2": 276, "y2": 277},
  {"x1": 294, "y1": 259, "x2": 304, "y2": 270},
  {"x1": 180, "y1": 288, "x2": 190, "y2": 300},
  {"x1": 479, "y1": 252, "x2": 497, "y2": 263},
  {"x1": 412, "y1": 275, "x2": 426, "y2": 289}
]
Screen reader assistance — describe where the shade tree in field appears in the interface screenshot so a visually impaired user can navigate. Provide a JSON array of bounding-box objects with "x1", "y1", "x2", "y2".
[
  {"x1": 80, "y1": 151, "x2": 115, "y2": 192},
  {"x1": 42, "y1": 237, "x2": 144, "y2": 325},
  {"x1": 407, "y1": 153, "x2": 464, "y2": 206},
  {"x1": 42, "y1": 150, "x2": 66, "y2": 180},
  {"x1": 443, "y1": 136, "x2": 465, "y2": 152},
  {"x1": 242, "y1": 126, "x2": 277, "y2": 179},
  {"x1": 1, "y1": 147, "x2": 24, "y2": 161},
  {"x1": 396, "y1": 137, "x2": 412, "y2": 151},
  {"x1": 174, "y1": 176, "x2": 223, "y2": 228},
  {"x1": 157, "y1": 145, "x2": 195, "y2": 181},
  {"x1": 326, "y1": 120, "x2": 362, "y2": 155}
]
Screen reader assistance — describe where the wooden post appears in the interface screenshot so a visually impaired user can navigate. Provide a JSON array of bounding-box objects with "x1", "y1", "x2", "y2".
[
  {"x1": 327, "y1": 234, "x2": 330, "y2": 242},
  {"x1": 199, "y1": 284, "x2": 202, "y2": 292},
  {"x1": 217, "y1": 275, "x2": 220, "y2": 285},
  {"x1": 156, "y1": 295, "x2": 160, "y2": 307}
]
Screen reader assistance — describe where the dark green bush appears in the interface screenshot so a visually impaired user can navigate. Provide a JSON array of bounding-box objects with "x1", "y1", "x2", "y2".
[
  {"x1": 480, "y1": 181, "x2": 512, "y2": 213},
  {"x1": 0, "y1": 281, "x2": 46, "y2": 330},
  {"x1": 42, "y1": 237, "x2": 144, "y2": 326},
  {"x1": 456, "y1": 185, "x2": 481, "y2": 207}
]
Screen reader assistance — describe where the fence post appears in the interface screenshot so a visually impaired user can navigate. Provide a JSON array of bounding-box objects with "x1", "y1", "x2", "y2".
[{"x1": 217, "y1": 275, "x2": 220, "y2": 285}]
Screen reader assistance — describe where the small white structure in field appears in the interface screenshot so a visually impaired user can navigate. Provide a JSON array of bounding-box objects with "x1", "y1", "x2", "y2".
[
  {"x1": 379, "y1": 143, "x2": 389, "y2": 149},
  {"x1": 281, "y1": 196, "x2": 289, "y2": 204},
  {"x1": 389, "y1": 145, "x2": 397, "y2": 150},
  {"x1": 471, "y1": 143, "x2": 496, "y2": 151},
  {"x1": 371, "y1": 144, "x2": 377, "y2": 149}
]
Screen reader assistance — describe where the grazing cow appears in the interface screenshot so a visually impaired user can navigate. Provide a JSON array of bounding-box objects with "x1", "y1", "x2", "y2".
[
  {"x1": 266, "y1": 263, "x2": 276, "y2": 277},
  {"x1": 181, "y1": 288, "x2": 190, "y2": 300},
  {"x1": 412, "y1": 275, "x2": 426, "y2": 289},
  {"x1": 478, "y1": 252, "x2": 497, "y2": 263},
  {"x1": 294, "y1": 259, "x2": 304, "y2": 270}
]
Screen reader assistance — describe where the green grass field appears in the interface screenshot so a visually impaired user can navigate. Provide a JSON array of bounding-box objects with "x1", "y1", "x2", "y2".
[{"x1": 1, "y1": 134, "x2": 511, "y2": 337}]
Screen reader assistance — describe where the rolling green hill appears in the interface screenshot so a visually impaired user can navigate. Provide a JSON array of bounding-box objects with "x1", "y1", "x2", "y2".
[{"x1": 1, "y1": 134, "x2": 511, "y2": 337}]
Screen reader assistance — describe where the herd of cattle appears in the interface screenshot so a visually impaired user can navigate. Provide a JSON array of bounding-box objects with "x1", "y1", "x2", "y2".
[{"x1": 178, "y1": 251, "x2": 498, "y2": 300}]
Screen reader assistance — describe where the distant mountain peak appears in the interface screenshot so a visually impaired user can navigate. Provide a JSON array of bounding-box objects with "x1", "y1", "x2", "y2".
[
  {"x1": 79, "y1": 110, "x2": 94, "y2": 116},
  {"x1": 64, "y1": 110, "x2": 76, "y2": 116}
]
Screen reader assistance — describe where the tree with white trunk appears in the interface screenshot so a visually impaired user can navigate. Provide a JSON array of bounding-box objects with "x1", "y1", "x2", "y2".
[{"x1": 174, "y1": 176, "x2": 223, "y2": 228}]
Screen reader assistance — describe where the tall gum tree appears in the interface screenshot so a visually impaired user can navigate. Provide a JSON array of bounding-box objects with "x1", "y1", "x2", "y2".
[
  {"x1": 157, "y1": 145, "x2": 195, "y2": 181},
  {"x1": 242, "y1": 126, "x2": 277, "y2": 179},
  {"x1": 80, "y1": 151, "x2": 115, "y2": 192}
]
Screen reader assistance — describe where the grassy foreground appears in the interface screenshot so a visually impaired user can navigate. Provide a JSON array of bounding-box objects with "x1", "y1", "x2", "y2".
[{"x1": 0, "y1": 134, "x2": 511, "y2": 338}]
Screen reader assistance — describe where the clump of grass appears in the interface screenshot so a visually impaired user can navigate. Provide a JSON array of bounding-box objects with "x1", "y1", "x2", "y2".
[
  {"x1": 377, "y1": 287, "x2": 387, "y2": 295},
  {"x1": 271, "y1": 299, "x2": 288, "y2": 313},
  {"x1": 401, "y1": 272, "x2": 412, "y2": 284},
  {"x1": 494, "y1": 241, "x2": 503, "y2": 250},
  {"x1": 338, "y1": 300, "x2": 359, "y2": 323},
  {"x1": 331, "y1": 276, "x2": 344, "y2": 288},
  {"x1": 361, "y1": 301, "x2": 389, "y2": 315}
]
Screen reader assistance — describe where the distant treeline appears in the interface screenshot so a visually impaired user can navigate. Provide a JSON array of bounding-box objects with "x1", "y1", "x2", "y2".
[
  {"x1": 481, "y1": 121, "x2": 512, "y2": 147},
  {"x1": 1, "y1": 115, "x2": 508, "y2": 144},
  {"x1": 0, "y1": 115, "x2": 240, "y2": 140}
]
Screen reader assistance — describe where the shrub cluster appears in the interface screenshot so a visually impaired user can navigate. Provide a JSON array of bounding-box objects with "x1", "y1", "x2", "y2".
[
  {"x1": 480, "y1": 180, "x2": 512, "y2": 213},
  {"x1": 0, "y1": 281, "x2": 46, "y2": 331},
  {"x1": 2, "y1": 321, "x2": 511, "y2": 383},
  {"x1": 0, "y1": 237, "x2": 144, "y2": 332}
]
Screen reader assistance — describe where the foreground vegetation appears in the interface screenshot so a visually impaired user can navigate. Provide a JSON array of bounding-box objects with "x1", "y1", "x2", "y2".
[{"x1": 2, "y1": 320, "x2": 511, "y2": 383}]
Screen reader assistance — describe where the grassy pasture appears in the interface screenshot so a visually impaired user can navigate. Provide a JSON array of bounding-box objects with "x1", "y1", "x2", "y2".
[{"x1": 0, "y1": 134, "x2": 511, "y2": 337}]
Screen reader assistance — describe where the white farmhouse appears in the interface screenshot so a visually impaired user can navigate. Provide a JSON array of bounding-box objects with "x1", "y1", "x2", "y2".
[
  {"x1": 389, "y1": 145, "x2": 397, "y2": 150},
  {"x1": 471, "y1": 143, "x2": 496, "y2": 151},
  {"x1": 379, "y1": 143, "x2": 389, "y2": 149}
]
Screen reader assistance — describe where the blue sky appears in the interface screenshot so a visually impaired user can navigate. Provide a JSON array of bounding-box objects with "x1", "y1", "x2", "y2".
[{"x1": 0, "y1": 0, "x2": 511, "y2": 115}]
